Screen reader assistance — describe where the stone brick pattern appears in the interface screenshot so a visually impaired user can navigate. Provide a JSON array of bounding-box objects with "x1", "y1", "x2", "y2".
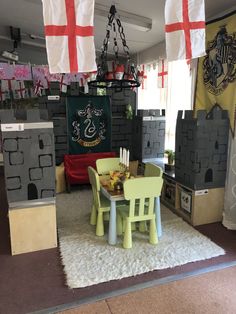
[
  {"x1": 133, "y1": 110, "x2": 166, "y2": 160},
  {"x1": 108, "y1": 89, "x2": 136, "y2": 159},
  {"x1": 0, "y1": 109, "x2": 56, "y2": 204},
  {"x1": 175, "y1": 105, "x2": 229, "y2": 190},
  {"x1": 90, "y1": 88, "x2": 137, "y2": 159},
  {"x1": 39, "y1": 97, "x2": 68, "y2": 165}
]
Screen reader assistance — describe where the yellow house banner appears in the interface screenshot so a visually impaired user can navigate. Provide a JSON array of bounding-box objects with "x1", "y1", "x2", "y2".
[{"x1": 195, "y1": 10, "x2": 236, "y2": 132}]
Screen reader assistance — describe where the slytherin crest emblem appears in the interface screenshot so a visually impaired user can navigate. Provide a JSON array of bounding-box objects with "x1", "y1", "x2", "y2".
[
  {"x1": 72, "y1": 101, "x2": 107, "y2": 147},
  {"x1": 203, "y1": 25, "x2": 236, "y2": 95}
]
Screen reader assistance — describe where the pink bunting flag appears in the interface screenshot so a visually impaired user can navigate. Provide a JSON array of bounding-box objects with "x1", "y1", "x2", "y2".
[
  {"x1": 0, "y1": 63, "x2": 14, "y2": 80},
  {"x1": 41, "y1": 0, "x2": 97, "y2": 74},
  {"x1": 13, "y1": 65, "x2": 32, "y2": 80}
]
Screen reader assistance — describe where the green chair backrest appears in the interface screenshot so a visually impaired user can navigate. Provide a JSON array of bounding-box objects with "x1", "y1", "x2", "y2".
[
  {"x1": 123, "y1": 177, "x2": 163, "y2": 219},
  {"x1": 96, "y1": 157, "x2": 120, "y2": 175},
  {"x1": 88, "y1": 166, "x2": 101, "y2": 208},
  {"x1": 144, "y1": 163, "x2": 163, "y2": 178}
]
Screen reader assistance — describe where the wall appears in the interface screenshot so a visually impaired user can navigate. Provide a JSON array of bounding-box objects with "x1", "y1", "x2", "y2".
[{"x1": 0, "y1": 38, "x2": 48, "y2": 65}]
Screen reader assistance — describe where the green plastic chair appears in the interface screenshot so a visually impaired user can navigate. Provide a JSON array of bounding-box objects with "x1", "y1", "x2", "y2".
[
  {"x1": 144, "y1": 162, "x2": 163, "y2": 236},
  {"x1": 88, "y1": 166, "x2": 111, "y2": 236},
  {"x1": 96, "y1": 157, "x2": 120, "y2": 175},
  {"x1": 144, "y1": 162, "x2": 163, "y2": 178},
  {"x1": 118, "y1": 177, "x2": 163, "y2": 249}
]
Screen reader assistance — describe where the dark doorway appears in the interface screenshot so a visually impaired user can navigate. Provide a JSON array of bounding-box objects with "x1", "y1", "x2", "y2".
[
  {"x1": 205, "y1": 168, "x2": 213, "y2": 183},
  {"x1": 28, "y1": 183, "x2": 38, "y2": 200}
]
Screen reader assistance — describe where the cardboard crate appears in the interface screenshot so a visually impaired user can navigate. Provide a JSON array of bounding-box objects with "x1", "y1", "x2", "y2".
[{"x1": 9, "y1": 204, "x2": 57, "y2": 255}]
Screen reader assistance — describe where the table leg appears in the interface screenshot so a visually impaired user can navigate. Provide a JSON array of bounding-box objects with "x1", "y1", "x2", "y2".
[
  {"x1": 108, "y1": 200, "x2": 117, "y2": 245},
  {"x1": 155, "y1": 196, "x2": 162, "y2": 238}
]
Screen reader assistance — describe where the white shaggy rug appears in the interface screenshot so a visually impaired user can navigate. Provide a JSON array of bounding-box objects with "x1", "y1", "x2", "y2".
[{"x1": 57, "y1": 188, "x2": 225, "y2": 288}]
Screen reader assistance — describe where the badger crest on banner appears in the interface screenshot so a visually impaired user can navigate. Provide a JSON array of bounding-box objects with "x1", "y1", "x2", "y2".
[
  {"x1": 72, "y1": 101, "x2": 106, "y2": 147},
  {"x1": 203, "y1": 26, "x2": 236, "y2": 96}
]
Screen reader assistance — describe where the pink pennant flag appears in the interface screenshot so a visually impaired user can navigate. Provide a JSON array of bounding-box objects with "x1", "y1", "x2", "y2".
[
  {"x1": 158, "y1": 59, "x2": 168, "y2": 88},
  {"x1": 165, "y1": 0, "x2": 206, "y2": 61},
  {"x1": 0, "y1": 63, "x2": 14, "y2": 80},
  {"x1": 13, "y1": 65, "x2": 32, "y2": 80},
  {"x1": 41, "y1": 0, "x2": 97, "y2": 74}
]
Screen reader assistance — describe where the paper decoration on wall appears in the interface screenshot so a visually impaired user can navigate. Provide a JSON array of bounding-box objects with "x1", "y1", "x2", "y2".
[
  {"x1": 41, "y1": 0, "x2": 97, "y2": 74},
  {"x1": 158, "y1": 59, "x2": 168, "y2": 88},
  {"x1": 165, "y1": 0, "x2": 206, "y2": 61}
]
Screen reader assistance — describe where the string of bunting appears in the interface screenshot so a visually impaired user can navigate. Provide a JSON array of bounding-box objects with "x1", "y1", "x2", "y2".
[{"x1": 0, "y1": 63, "x2": 96, "y2": 99}]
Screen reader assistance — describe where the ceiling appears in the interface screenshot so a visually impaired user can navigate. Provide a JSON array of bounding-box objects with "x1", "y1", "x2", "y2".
[{"x1": 0, "y1": 0, "x2": 235, "y2": 57}]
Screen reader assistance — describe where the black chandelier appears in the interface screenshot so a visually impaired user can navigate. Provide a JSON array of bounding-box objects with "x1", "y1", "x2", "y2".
[{"x1": 88, "y1": 5, "x2": 142, "y2": 90}]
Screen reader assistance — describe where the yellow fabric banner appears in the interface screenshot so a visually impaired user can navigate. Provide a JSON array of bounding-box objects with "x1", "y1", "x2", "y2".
[{"x1": 195, "y1": 11, "x2": 236, "y2": 132}]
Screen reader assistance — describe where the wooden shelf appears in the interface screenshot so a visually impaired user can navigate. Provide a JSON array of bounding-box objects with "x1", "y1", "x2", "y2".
[{"x1": 161, "y1": 174, "x2": 224, "y2": 226}]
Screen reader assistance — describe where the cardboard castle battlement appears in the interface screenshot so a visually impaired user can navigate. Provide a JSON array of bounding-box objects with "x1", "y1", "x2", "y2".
[
  {"x1": 0, "y1": 109, "x2": 56, "y2": 205},
  {"x1": 175, "y1": 105, "x2": 229, "y2": 190},
  {"x1": 133, "y1": 109, "x2": 166, "y2": 160}
]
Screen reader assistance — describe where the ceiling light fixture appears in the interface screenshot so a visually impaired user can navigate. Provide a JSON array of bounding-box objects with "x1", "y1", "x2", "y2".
[{"x1": 95, "y1": 3, "x2": 152, "y2": 32}]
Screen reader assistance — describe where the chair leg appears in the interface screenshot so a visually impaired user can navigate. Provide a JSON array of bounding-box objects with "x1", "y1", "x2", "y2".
[
  {"x1": 149, "y1": 218, "x2": 158, "y2": 245},
  {"x1": 139, "y1": 221, "x2": 147, "y2": 233},
  {"x1": 117, "y1": 213, "x2": 123, "y2": 236},
  {"x1": 123, "y1": 220, "x2": 132, "y2": 249},
  {"x1": 90, "y1": 205, "x2": 97, "y2": 225},
  {"x1": 96, "y1": 212, "x2": 104, "y2": 236}
]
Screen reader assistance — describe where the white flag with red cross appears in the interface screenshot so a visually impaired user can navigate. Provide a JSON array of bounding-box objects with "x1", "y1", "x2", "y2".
[
  {"x1": 165, "y1": 0, "x2": 206, "y2": 61},
  {"x1": 14, "y1": 81, "x2": 26, "y2": 99},
  {"x1": 41, "y1": 0, "x2": 97, "y2": 74},
  {"x1": 34, "y1": 80, "x2": 44, "y2": 96},
  {"x1": 158, "y1": 59, "x2": 168, "y2": 88},
  {"x1": 138, "y1": 64, "x2": 148, "y2": 89},
  {"x1": 1, "y1": 79, "x2": 17, "y2": 99},
  {"x1": 0, "y1": 82, "x2": 6, "y2": 102}
]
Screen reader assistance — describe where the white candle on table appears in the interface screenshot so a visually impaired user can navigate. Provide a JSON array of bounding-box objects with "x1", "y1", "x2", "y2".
[
  {"x1": 127, "y1": 150, "x2": 130, "y2": 168},
  {"x1": 123, "y1": 148, "x2": 126, "y2": 166},
  {"x1": 120, "y1": 147, "x2": 122, "y2": 163}
]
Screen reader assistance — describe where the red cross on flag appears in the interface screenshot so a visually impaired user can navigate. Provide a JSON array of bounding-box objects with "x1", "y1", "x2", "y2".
[
  {"x1": 15, "y1": 81, "x2": 26, "y2": 99},
  {"x1": 34, "y1": 80, "x2": 44, "y2": 96},
  {"x1": 158, "y1": 59, "x2": 168, "y2": 88},
  {"x1": 42, "y1": 0, "x2": 97, "y2": 74},
  {"x1": 165, "y1": 0, "x2": 206, "y2": 61}
]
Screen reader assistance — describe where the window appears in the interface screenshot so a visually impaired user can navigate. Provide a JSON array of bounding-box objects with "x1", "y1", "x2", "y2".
[{"x1": 137, "y1": 59, "x2": 195, "y2": 151}]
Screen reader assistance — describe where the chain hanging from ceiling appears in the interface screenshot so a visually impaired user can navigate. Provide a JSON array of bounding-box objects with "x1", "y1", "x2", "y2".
[{"x1": 88, "y1": 5, "x2": 142, "y2": 90}]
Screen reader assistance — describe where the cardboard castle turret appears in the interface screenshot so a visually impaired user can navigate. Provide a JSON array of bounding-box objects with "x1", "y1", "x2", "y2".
[
  {"x1": 175, "y1": 105, "x2": 229, "y2": 190},
  {"x1": 0, "y1": 109, "x2": 57, "y2": 255},
  {"x1": 0, "y1": 109, "x2": 56, "y2": 204},
  {"x1": 133, "y1": 109, "x2": 165, "y2": 160},
  {"x1": 39, "y1": 96, "x2": 68, "y2": 165}
]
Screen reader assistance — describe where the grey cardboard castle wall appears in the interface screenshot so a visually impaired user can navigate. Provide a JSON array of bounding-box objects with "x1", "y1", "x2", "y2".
[
  {"x1": 90, "y1": 88, "x2": 136, "y2": 159},
  {"x1": 0, "y1": 109, "x2": 56, "y2": 204},
  {"x1": 133, "y1": 109, "x2": 166, "y2": 160},
  {"x1": 39, "y1": 96, "x2": 68, "y2": 165},
  {"x1": 175, "y1": 105, "x2": 229, "y2": 190}
]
